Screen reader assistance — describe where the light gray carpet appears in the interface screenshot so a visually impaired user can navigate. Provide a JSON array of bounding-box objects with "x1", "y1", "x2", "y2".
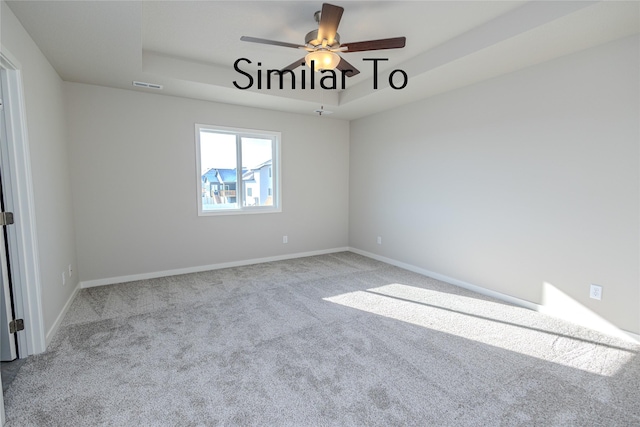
[
  {"x1": 4, "y1": 252, "x2": 640, "y2": 426},
  {"x1": 1, "y1": 359, "x2": 26, "y2": 393}
]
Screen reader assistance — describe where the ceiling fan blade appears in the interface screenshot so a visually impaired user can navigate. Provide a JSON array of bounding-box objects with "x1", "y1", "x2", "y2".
[
  {"x1": 342, "y1": 37, "x2": 406, "y2": 52},
  {"x1": 240, "y1": 36, "x2": 304, "y2": 50},
  {"x1": 336, "y1": 57, "x2": 360, "y2": 77},
  {"x1": 281, "y1": 57, "x2": 306, "y2": 72},
  {"x1": 317, "y1": 3, "x2": 344, "y2": 45}
]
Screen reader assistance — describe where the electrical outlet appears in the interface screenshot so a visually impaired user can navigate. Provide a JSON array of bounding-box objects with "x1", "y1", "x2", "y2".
[
  {"x1": 68, "y1": 264, "x2": 73, "y2": 278},
  {"x1": 589, "y1": 284, "x2": 602, "y2": 300},
  {"x1": 377, "y1": 236, "x2": 382, "y2": 245},
  {"x1": 282, "y1": 235, "x2": 288, "y2": 244},
  {"x1": 62, "y1": 271, "x2": 66, "y2": 286}
]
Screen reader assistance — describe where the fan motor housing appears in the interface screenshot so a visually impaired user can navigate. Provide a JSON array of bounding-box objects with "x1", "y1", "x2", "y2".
[{"x1": 305, "y1": 30, "x2": 340, "y2": 48}]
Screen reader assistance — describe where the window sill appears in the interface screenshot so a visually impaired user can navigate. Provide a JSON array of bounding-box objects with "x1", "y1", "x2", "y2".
[{"x1": 198, "y1": 207, "x2": 282, "y2": 217}]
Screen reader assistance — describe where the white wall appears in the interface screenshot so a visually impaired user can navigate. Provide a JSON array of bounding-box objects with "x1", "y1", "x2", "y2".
[
  {"x1": 350, "y1": 36, "x2": 639, "y2": 334},
  {"x1": 1, "y1": 2, "x2": 79, "y2": 335},
  {"x1": 65, "y1": 83, "x2": 350, "y2": 283}
]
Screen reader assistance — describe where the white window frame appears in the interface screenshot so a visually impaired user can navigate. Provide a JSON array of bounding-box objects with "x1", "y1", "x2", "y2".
[{"x1": 195, "y1": 124, "x2": 281, "y2": 216}]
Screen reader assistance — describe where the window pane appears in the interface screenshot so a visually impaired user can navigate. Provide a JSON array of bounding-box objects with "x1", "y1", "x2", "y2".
[
  {"x1": 241, "y1": 137, "x2": 273, "y2": 207},
  {"x1": 200, "y1": 131, "x2": 238, "y2": 211}
]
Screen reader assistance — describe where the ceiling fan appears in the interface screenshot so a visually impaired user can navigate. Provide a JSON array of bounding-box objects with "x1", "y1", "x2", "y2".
[{"x1": 240, "y1": 3, "x2": 406, "y2": 77}]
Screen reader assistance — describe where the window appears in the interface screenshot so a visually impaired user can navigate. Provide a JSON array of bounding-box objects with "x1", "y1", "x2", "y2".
[{"x1": 196, "y1": 124, "x2": 280, "y2": 215}]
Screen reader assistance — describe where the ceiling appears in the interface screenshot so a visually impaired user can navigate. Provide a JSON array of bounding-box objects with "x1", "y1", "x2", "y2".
[{"x1": 6, "y1": 1, "x2": 639, "y2": 120}]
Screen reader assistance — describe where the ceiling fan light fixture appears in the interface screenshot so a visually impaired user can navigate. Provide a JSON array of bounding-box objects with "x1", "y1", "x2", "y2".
[
  {"x1": 305, "y1": 50, "x2": 340, "y2": 71},
  {"x1": 241, "y1": 3, "x2": 406, "y2": 78}
]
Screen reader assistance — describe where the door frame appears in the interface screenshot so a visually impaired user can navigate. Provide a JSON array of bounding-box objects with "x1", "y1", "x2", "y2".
[
  {"x1": 0, "y1": 47, "x2": 46, "y2": 357},
  {"x1": 0, "y1": 87, "x2": 18, "y2": 360}
]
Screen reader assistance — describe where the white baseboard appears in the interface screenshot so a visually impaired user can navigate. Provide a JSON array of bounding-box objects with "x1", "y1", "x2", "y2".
[
  {"x1": 349, "y1": 247, "x2": 538, "y2": 311},
  {"x1": 45, "y1": 281, "x2": 81, "y2": 346},
  {"x1": 80, "y1": 247, "x2": 350, "y2": 289},
  {"x1": 348, "y1": 247, "x2": 640, "y2": 343},
  {"x1": 622, "y1": 330, "x2": 640, "y2": 342}
]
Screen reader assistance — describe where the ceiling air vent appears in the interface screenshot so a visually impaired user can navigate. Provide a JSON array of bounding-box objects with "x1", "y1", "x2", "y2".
[{"x1": 132, "y1": 81, "x2": 163, "y2": 90}]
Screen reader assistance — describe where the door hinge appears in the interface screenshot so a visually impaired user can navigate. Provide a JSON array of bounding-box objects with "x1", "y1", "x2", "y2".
[
  {"x1": 0, "y1": 212, "x2": 14, "y2": 226},
  {"x1": 9, "y1": 319, "x2": 24, "y2": 334}
]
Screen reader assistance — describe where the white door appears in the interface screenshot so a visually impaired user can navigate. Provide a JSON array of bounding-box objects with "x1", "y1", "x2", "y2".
[{"x1": 0, "y1": 79, "x2": 17, "y2": 363}]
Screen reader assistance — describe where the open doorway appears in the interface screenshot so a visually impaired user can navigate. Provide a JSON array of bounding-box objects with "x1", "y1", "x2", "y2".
[
  {"x1": 0, "y1": 48, "x2": 45, "y2": 356},
  {"x1": 0, "y1": 46, "x2": 47, "y2": 423},
  {"x1": 1, "y1": 78, "x2": 22, "y2": 394}
]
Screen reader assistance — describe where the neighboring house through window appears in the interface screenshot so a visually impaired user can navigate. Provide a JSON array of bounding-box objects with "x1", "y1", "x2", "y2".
[{"x1": 196, "y1": 124, "x2": 280, "y2": 215}]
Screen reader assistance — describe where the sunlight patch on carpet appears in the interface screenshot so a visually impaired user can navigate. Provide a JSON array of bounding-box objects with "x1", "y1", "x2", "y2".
[{"x1": 324, "y1": 283, "x2": 635, "y2": 377}]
